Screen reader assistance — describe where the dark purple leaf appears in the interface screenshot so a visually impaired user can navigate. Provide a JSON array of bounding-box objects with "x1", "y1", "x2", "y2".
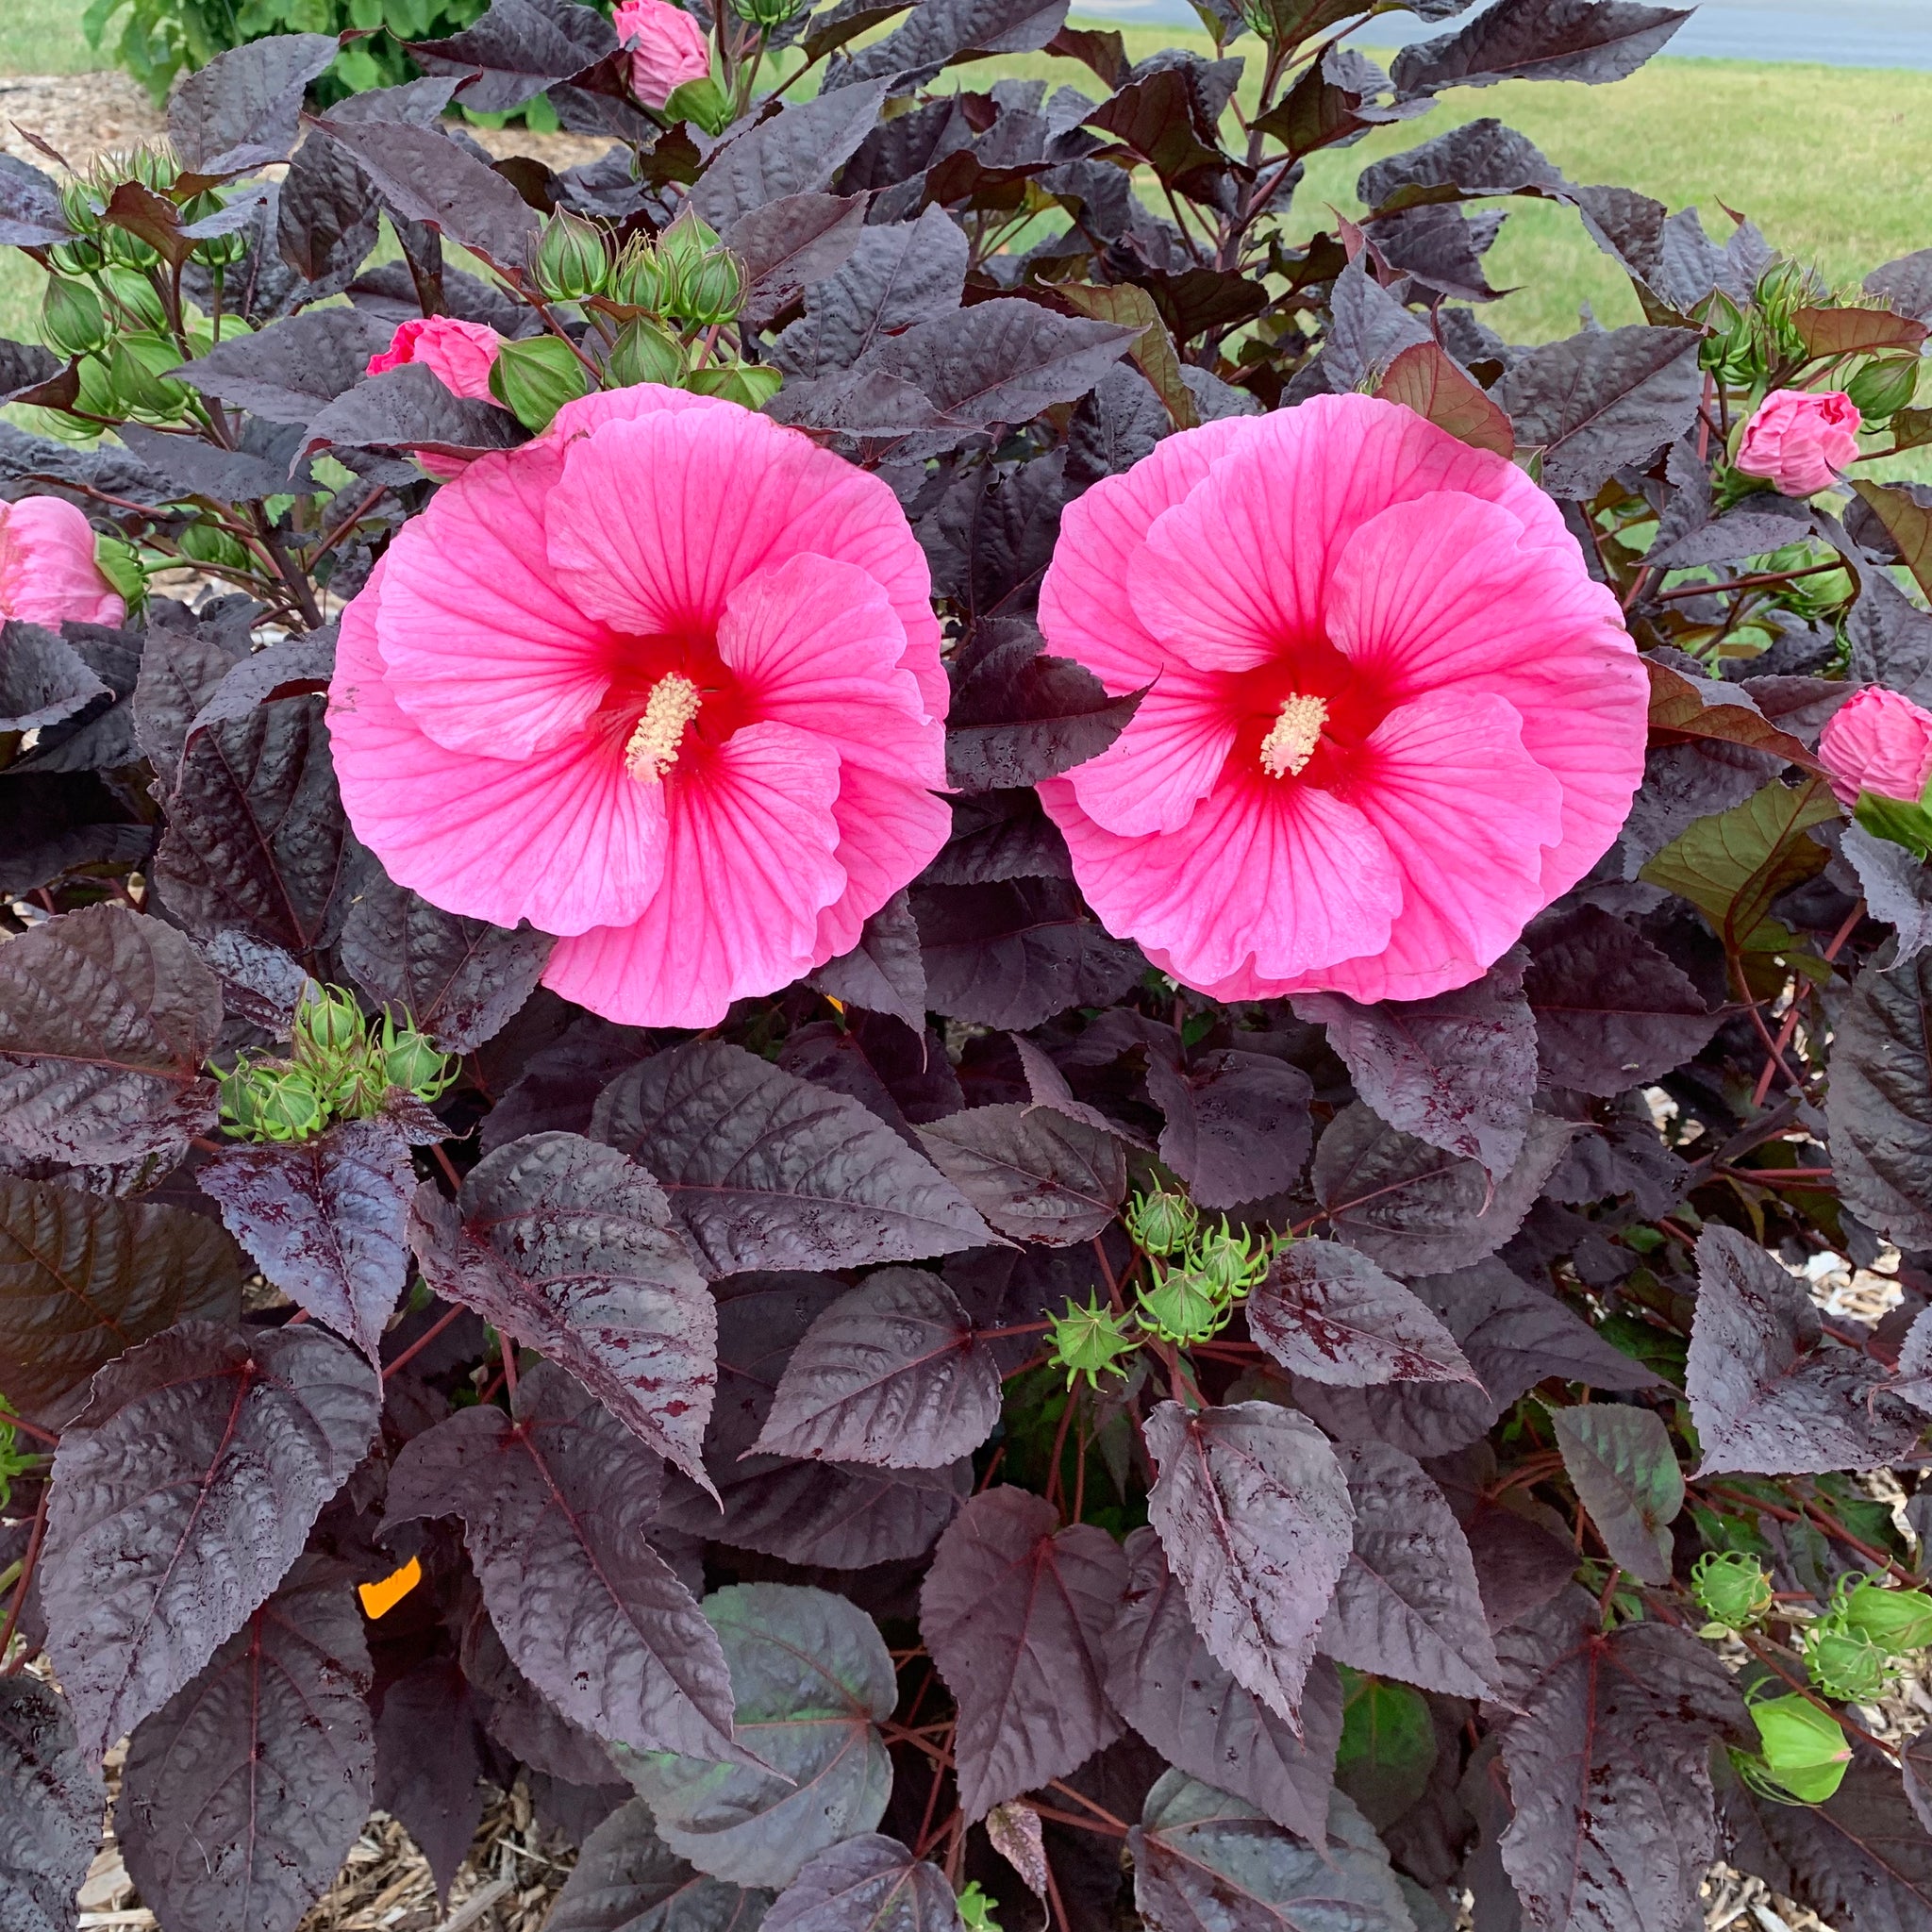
[
  {"x1": 186, "y1": 628, "x2": 338, "y2": 743},
  {"x1": 918, "y1": 1104, "x2": 1124, "y2": 1245},
  {"x1": 591, "y1": 1041, "x2": 995, "y2": 1274},
  {"x1": 480, "y1": 1013, "x2": 653, "y2": 1154},
  {"x1": 778, "y1": 1015, "x2": 962, "y2": 1148},
  {"x1": 171, "y1": 308, "x2": 395, "y2": 424},
  {"x1": 0, "y1": 154, "x2": 68, "y2": 247},
  {"x1": 131, "y1": 598, "x2": 256, "y2": 777},
  {"x1": 0, "y1": 1174, "x2": 243, "y2": 1428},
  {"x1": 549, "y1": 1798, "x2": 774, "y2": 1932},
  {"x1": 1522, "y1": 904, "x2": 1718, "y2": 1096},
  {"x1": 461, "y1": 1600, "x2": 621, "y2": 1788},
  {"x1": 408, "y1": 1132, "x2": 716, "y2": 1484},
  {"x1": 1108, "y1": 1527, "x2": 1341, "y2": 1842},
  {"x1": 118, "y1": 1557, "x2": 373, "y2": 1932},
  {"x1": 1144, "y1": 1400, "x2": 1355, "y2": 1729},
  {"x1": 0, "y1": 904, "x2": 222, "y2": 1165},
  {"x1": 1296, "y1": 957, "x2": 1535, "y2": 1176},
  {"x1": 1550, "y1": 1404, "x2": 1681, "y2": 1586},
  {"x1": 299, "y1": 363, "x2": 523, "y2": 467},
  {"x1": 808, "y1": 891, "x2": 929, "y2": 1034},
  {"x1": 169, "y1": 33, "x2": 339, "y2": 179},
  {"x1": 1315, "y1": 1441, "x2": 1499, "y2": 1699},
  {"x1": 275, "y1": 131, "x2": 383, "y2": 300},
  {"x1": 1132, "y1": 1774, "x2": 1414, "y2": 1932},
  {"x1": 766, "y1": 1834, "x2": 956, "y2": 1932},
  {"x1": 408, "y1": 0, "x2": 616, "y2": 111},
  {"x1": 772, "y1": 207, "x2": 969, "y2": 380},
  {"x1": 0, "y1": 1677, "x2": 103, "y2": 1932},
  {"x1": 691, "y1": 81, "x2": 893, "y2": 227},
  {"x1": 1840, "y1": 824, "x2": 1932, "y2": 972},
  {"x1": 1248, "y1": 1240, "x2": 1476, "y2": 1389},
  {"x1": 1084, "y1": 67, "x2": 1232, "y2": 192},
  {"x1": 1494, "y1": 1589, "x2": 1744, "y2": 1932},
  {"x1": 724, "y1": 193, "x2": 868, "y2": 325},
  {"x1": 386, "y1": 1361, "x2": 741, "y2": 1762},
  {"x1": 1145, "y1": 1050, "x2": 1312, "y2": 1210},
  {"x1": 921, "y1": 1487, "x2": 1126, "y2": 1820},
  {"x1": 1311, "y1": 1103, "x2": 1574, "y2": 1274},
  {"x1": 191, "y1": 930, "x2": 320, "y2": 1035},
  {"x1": 914, "y1": 879, "x2": 1144, "y2": 1031},
  {"x1": 834, "y1": 0, "x2": 1068, "y2": 88},
  {"x1": 922, "y1": 459, "x2": 1075, "y2": 628},
  {"x1": 1493, "y1": 324, "x2": 1702, "y2": 497},
  {"x1": 864, "y1": 301, "x2": 1136, "y2": 427},
  {"x1": 41, "y1": 1320, "x2": 379, "y2": 1760},
  {"x1": 1391, "y1": 0, "x2": 1690, "y2": 96},
  {"x1": 374, "y1": 1659, "x2": 490, "y2": 1900},
  {"x1": 623, "y1": 1583, "x2": 896, "y2": 1887},
  {"x1": 755, "y1": 1267, "x2": 1001, "y2": 1467},
  {"x1": 1687, "y1": 1224, "x2": 1920, "y2": 1476},
  {"x1": 0, "y1": 622, "x2": 104, "y2": 733},
  {"x1": 1357, "y1": 117, "x2": 1567, "y2": 212},
  {"x1": 1828, "y1": 952, "x2": 1932, "y2": 1252},
  {"x1": 340, "y1": 865, "x2": 553, "y2": 1052}
]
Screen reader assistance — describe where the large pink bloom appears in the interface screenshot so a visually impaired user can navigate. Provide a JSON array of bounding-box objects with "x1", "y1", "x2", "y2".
[
  {"x1": 1736, "y1": 389, "x2": 1860, "y2": 497},
  {"x1": 613, "y1": 0, "x2": 710, "y2": 108},
  {"x1": 1037, "y1": 394, "x2": 1649, "y2": 1005},
  {"x1": 0, "y1": 497, "x2": 125, "y2": 628},
  {"x1": 327, "y1": 386, "x2": 948, "y2": 1026}
]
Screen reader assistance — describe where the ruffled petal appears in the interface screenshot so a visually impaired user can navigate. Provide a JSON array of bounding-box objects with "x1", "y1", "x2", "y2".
[
  {"x1": 1064, "y1": 663, "x2": 1240, "y2": 837},
  {"x1": 813, "y1": 761, "x2": 951, "y2": 961},
  {"x1": 541, "y1": 720, "x2": 846, "y2": 1026},
  {"x1": 1041, "y1": 767, "x2": 1401, "y2": 990},
  {"x1": 373, "y1": 442, "x2": 613, "y2": 760},
  {"x1": 1037, "y1": 414, "x2": 1263, "y2": 693},
  {"x1": 718, "y1": 553, "x2": 942, "y2": 787},
  {"x1": 329, "y1": 559, "x2": 668, "y2": 936}
]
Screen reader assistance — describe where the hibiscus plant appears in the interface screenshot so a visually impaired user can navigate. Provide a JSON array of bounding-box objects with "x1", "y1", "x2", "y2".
[{"x1": 8, "y1": 3, "x2": 1932, "y2": 1929}]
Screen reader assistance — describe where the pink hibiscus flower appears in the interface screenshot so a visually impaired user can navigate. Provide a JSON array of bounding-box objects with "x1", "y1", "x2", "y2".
[
  {"x1": 327, "y1": 385, "x2": 948, "y2": 1027},
  {"x1": 366, "y1": 316, "x2": 505, "y2": 401},
  {"x1": 1037, "y1": 393, "x2": 1649, "y2": 1005},
  {"x1": 1819, "y1": 685, "x2": 1932, "y2": 808},
  {"x1": 0, "y1": 496, "x2": 125, "y2": 628},
  {"x1": 612, "y1": 0, "x2": 711, "y2": 108}
]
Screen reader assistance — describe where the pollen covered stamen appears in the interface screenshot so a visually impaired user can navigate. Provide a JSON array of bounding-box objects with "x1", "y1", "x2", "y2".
[
  {"x1": 1258, "y1": 692, "x2": 1329, "y2": 779},
  {"x1": 625, "y1": 674, "x2": 703, "y2": 782}
]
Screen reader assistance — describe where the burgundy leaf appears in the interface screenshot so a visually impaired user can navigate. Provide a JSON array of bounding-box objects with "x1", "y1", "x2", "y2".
[
  {"x1": 1549, "y1": 1404, "x2": 1682, "y2": 1587},
  {"x1": 408, "y1": 1132, "x2": 716, "y2": 1485},
  {"x1": 0, "y1": 903, "x2": 221, "y2": 1164},
  {"x1": 0, "y1": 1174, "x2": 244, "y2": 1427},
  {"x1": 766, "y1": 1834, "x2": 959, "y2": 1932},
  {"x1": 1145, "y1": 1050, "x2": 1313, "y2": 1210},
  {"x1": 41, "y1": 1320, "x2": 379, "y2": 1761},
  {"x1": 1107, "y1": 1527, "x2": 1341, "y2": 1842},
  {"x1": 1828, "y1": 951, "x2": 1932, "y2": 1252},
  {"x1": 118, "y1": 1557, "x2": 373, "y2": 1932},
  {"x1": 1294, "y1": 956, "x2": 1536, "y2": 1175},
  {"x1": 168, "y1": 32, "x2": 340, "y2": 179},
  {"x1": 1392, "y1": 0, "x2": 1690, "y2": 97},
  {"x1": 923, "y1": 790, "x2": 1073, "y2": 889},
  {"x1": 779, "y1": 1014, "x2": 964, "y2": 1149},
  {"x1": 296, "y1": 364, "x2": 524, "y2": 467},
  {"x1": 385, "y1": 1360, "x2": 741, "y2": 1763},
  {"x1": 1688, "y1": 1225, "x2": 1921, "y2": 1476},
  {"x1": 756, "y1": 1268, "x2": 1001, "y2": 1468},
  {"x1": 918, "y1": 1104, "x2": 1124, "y2": 1245},
  {"x1": 549, "y1": 1798, "x2": 773, "y2": 1932},
  {"x1": 170, "y1": 308, "x2": 394, "y2": 424},
  {"x1": 0, "y1": 620, "x2": 104, "y2": 733},
  {"x1": 1315, "y1": 1441, "x2": 1499, "y2": 1699},
  {"x1": 461, "y1": 1598, "x2": 622, "y2": 1789},
  {"x1": 592, "y1": 1042, "x2": 996, "y2": 1274},
  {"x1": 691, "y1": 80, "x2": 892, "y2": 227},
  {"x1": 198, "y1": 1117, "x2": 415, "y2": 1364},
  {"x1": 1143, "y1": 1401, "x2": 1355, "y2": 1729},
  {"x1": 374, "y1": 1658, "x2": 490, "y2": 1900},
  {"x1": 809, "y1": 890, "x2": 930, "y2": 1034},
  {"x1": 921, "y1": 1487, "x2": 1126, "y2": 1820},
  {"x1": 724, "y1": 192, "x2": 868, "y2": 325},
  {"x1": 0, "y1": 1676, "x2": 103, "y2": 1932},
  {"x1": 406, "y1": 0, "x2": 615, "y2": 110},
  {"x1": 1248, "y1": 1240, "x2": 1476, "y2": 1389}
]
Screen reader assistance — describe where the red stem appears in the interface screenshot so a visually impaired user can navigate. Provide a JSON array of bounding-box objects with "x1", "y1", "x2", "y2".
[
  {"x1": 382, "y1": 1303, "x2": 465, "y2": 1382},
  {"x1": 0, "y1": 1485, "x2": 51, "y2": 1673}
]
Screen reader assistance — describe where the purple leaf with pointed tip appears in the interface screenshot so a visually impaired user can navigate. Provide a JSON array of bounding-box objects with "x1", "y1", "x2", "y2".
[
  {"x1": 766, "y1": 1835, "x2": 959, "y2": 1932},
  {"x1": 1249, "y1": 1240, "x2": 1477, "y2": 1388}
]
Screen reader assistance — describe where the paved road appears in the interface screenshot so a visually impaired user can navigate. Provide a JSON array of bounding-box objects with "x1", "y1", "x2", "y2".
[{"x1": 1091, "y1": 0, "x2": 1932, "y2": 66}]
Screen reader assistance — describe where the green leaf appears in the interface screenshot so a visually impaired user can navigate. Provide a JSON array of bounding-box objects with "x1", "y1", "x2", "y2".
[
  {"x1": 1333, "y1": 1670, "x2": 1438, "y2": 1832},
  {"x1": 1551, "y1": 1404, "x2": 1683, "y2": 1587}
]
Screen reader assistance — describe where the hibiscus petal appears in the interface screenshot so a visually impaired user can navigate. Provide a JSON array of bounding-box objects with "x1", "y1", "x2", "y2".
[
  {"x1": 541, "y1": 720, "x2": 846, "y2": 1027},
  {"x1": 814, "y1": 762, "x2": 952, "y2": 962},
  {"x1": 1041, "y1": 768, "x2": 1400, "y2": 989},
  {"x1": 719, "y1": 553, "x2": 942, "y2": 787},
  {"x1": 371, "y1": 443, "x2": 614, "y2": 761},
  {"x1": 1037, "y1": 414, "x2": 1262, "y2": 693},
  {"x1": 328, "y1": 560, "x2": 668, "y2": 936},
  {"x1": 1065, "y1": 663, "x2": 1240, "y2": 838}
]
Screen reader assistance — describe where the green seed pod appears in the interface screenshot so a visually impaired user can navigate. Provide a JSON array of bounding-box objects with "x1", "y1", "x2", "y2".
[
  {"x1": 681, "y1": 363, "x2": 782, "y2": 408},
  {"x1": 1690, "y1": 1550, "x2": 1774, "y2": 1628},
  {"x1": 664, "y1": 248, "x2": 744, "y2": 325},
  {"x1": 295, "y1": 986, "x2": 366, "y2": 1058},
  {"x1": 175, "y1": 522, "x2": 254, "y2": 572},
  {"x1": 489, "y1": 334, "x2": 591, "y2": 432},
  {"x1": 610, "y1": 241, "x2": 672, "y2": 313},
  {"x1": 380, "y1": 1017, "x2": 457, "y2": 1101},
  {"x1": 730, "y1": 0, "x2": 808, "y2": 25},
  {"x1": 1137, "y1": 1258, "x2": 1232, "y2": 1345},
  {"x1": 607, "y1": 317, "x2": 686, "y2": 389},
  {"x1": 102, "y1": 267, "x2": 169, "y2": 334},
  {"x1": 1804, "y1": 1620, "x2": 1891, "y2": 1703},
  {"x1": 1838, "y1": 1577, "x2": 1932, "y2": 1655},
  {"x1": 1748, "y1": 1694, "x2": 1851, "y2": 1804},
  {"x1": 40, "y1": 276, "x2": 108, "y2": 358},
  {"x1": 535, "y1": 208, "x2": 610, "y2": 301},
  {"x1": 1125, "y1": 1188, "x2": 1198, "y2": 1258},
  {"x1": 1047, "y1": 1291, "x2": 1137, "y2": 1391},
  {"x1": 1846, "y1": 355, "x2": 1921, "y2": 420},
  {"x1": 1189, "y1": 1217, "x2": 1273, "y2": 1299}
]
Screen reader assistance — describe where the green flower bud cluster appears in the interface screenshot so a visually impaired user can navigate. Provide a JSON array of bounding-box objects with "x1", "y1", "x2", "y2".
[
  {"x1": 217, "y1": 988, "x2": 456, "y2": 1144},
  {"x1": 1690, "y1": 1551, "x2": 1774, "y2": 1629},
  {"x1": 1702, "y1": 259, "x2": 1825, "y2": 389},
  {"x1": 1800, "y1": 1574, "x2": 1932, "y2": 1702},
  {"x1": 730, "y1": 0, "x2": 808, "y2": 25},
  {"x1": 1047, "y1": 1291, "x2": 1138, "y2": 1391},
  {"x1": 1134, "y1": 1212, "x2": 1279, "y2": 1346},
  {"x1": 612, "y1": 210, "x2": 746, "y2": 327}
]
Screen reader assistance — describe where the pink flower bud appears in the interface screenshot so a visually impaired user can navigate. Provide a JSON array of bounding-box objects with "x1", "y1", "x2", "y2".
[
  {"x1": 1819, "y1": 685, "x2": 1932, "y2": 807},
  {"x1": 612, "y1": 0, "x2": 711, "y2": 108},
  {"x1": 0, "y1": 496, "x2": 125, "y2": 628},
  {"x1": 366, "y1": 315, "x2": 506, "y2": 403},
  {"x1": 1735, "y1": 389, "x2": 1862, "y2": 497}
]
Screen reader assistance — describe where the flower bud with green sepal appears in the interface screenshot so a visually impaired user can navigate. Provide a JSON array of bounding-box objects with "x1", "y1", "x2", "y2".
[
  {"x1": 1741, "y1": 1692, "x2": 1852, "y2": 1804},
  {"x1": 219, "y1": 1058, "x2": 327, "y2": 1143},
  {"x1": 668, "y1": 249, "x2": 745, "y2": 326},
  {"x1": 535, "y1": 208, "x2": 610, "y2": 302},
  {"x1": 1853, "y1": 780, "x2": 1932, "y2": 860},
  {"x1": 1690, "y1": 1550, "x2": 1774, "y2": 1628},
  {"x1": 94, "y1": 532, "x2": 146, "y2": 608},
  {"x1": 1188, "y1": 1217, "x2": 1275, "y2": 1300},
  {"x1": 1846, "y1": 355, "x2": 1921, "y2": 420},
  {"x1": 380, "y1": 1013, "x2": 458, "y2": 1103},
  {"x1": 100, "y1": 266, "x2": 169, "y2": 334},
  {"x1": 1136, "y1": 1256, "x2": 1236, "y2": 1346},
  {"x1": 611, "y1": 239, "x2": 673, "y2": 313},
  {"x1": 294, "y1": 985, "x2": 366, "y2": 1058},
  {"x1": 41, "y1": 276, "x2": 108, "y2": 358},
  {"x1": 731, "y1": 0, "x2": 808, "y2": 25},
  {"x1": 1836, "y1": 1576, "x2": 1932, "y2": 1655},
  {"x1": 1047, "y1": 1291, "x2": 1137, "y2": 1391},
  {"x1": 108, "y1": 335, "x2": 192, "y2": 421},
  {"x1": 683, "y1": 363, "x2": 780, "y2": 407},
  {"x1": 662, "y1": 75, "x2": 732, "y2": 135},
  {"x1": 1802, "y1": 1619, "x2": 1891, "y2": 1703},
  {"x1": 490, "y1": 335, "x2": 591, "y2": 432},
  {"x1": 1125, "y1": 1187, "x2": 1197, "y2": 1257},
  {"x1": 608, "y1": 317, "x2": 685, "y2": 388}
]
